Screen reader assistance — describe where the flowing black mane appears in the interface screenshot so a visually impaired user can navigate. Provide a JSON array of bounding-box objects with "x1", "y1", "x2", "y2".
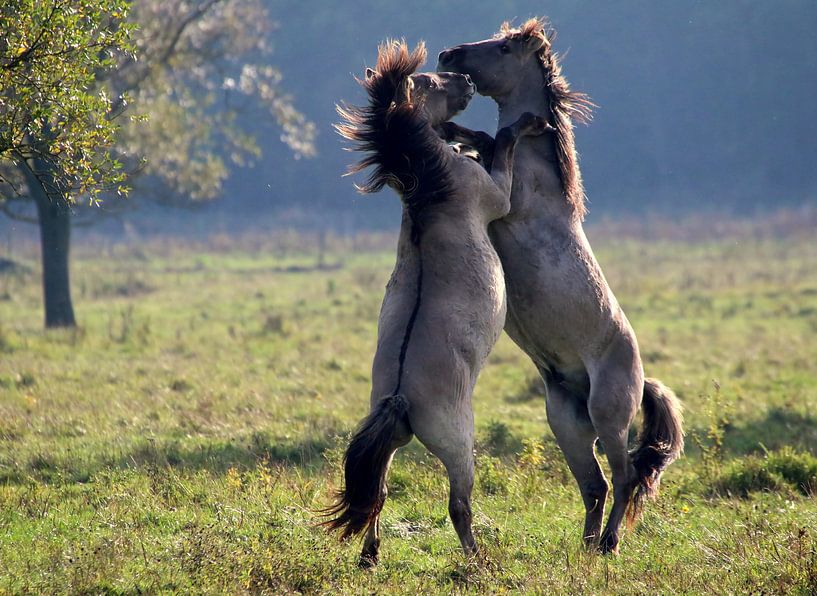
[
  {"x1": 500, "y1": 18, "x2": 594, "y2": 219},
  {"x1": 335, "y1": 40, "x2": 452, "y2": 241}
]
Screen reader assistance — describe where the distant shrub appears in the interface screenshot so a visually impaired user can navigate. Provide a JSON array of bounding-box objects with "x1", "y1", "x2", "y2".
[
  {"x1": 765, "y1": 448, "x2": 817, "y2": 494},
  {"x1": 477, "y1": 454, "x2": 508, "y2": 496},
  {"x1": 518, "y1": 438, "x2": 545, "y2": 470},
  {"x1": 505, "y1": 375, "x2": 545, "y2": 403},
  {"x1": 478, "y1": 420, "x2": 521, "y2": 458},
  {"x1": 261, "y1": 313, "x2": 286, "y2": 335},
  {"x1": 0, "y1": 324, "x2": 13, "y2": 352},
  {"x1": 712, "y1": 447, "x2": 817, "y2": 497},
  {"x1": 691, "y1": 381, "x2": 731, "y2": 483}
]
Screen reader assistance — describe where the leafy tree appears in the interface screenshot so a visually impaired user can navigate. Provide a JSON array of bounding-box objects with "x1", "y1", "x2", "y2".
[
  {"x1": 1, "y1": 0, "x2": 315, "y2": 328},
  {"x1": 1, "y1": 0, "x2": 133, "y2": 327},
  {"x1": 109, "y1": 0, "x2": 315, "y2": 205},
  {"x1": 0, "y1": 0, "x2": 132, "y2": 202}
]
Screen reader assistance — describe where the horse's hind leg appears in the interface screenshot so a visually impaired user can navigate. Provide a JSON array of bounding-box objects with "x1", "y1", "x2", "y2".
[
  {"x1": 411, "y1": 400, "x2": 478, "y2": 556},
  {"x1": 543, "y1": 376, "x2": 608, "y2": 546},
  {"x1": 359, "y1": 505, "x2": 382, "y2": 568},
  {"x1": 588, "y1": 350, "x2": 644, "y2": 554},
  {"x1": 356, "y1": 441, "x2": 410, "y2": 567}
]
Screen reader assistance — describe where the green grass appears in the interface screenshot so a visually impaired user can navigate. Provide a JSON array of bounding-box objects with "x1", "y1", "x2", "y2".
[{"x1": 1, "y1": 228, "x2": 816, "y2": 593}]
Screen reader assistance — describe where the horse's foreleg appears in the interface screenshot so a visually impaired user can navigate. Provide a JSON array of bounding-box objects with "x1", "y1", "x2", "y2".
[
  {"x1": 488, "y1": 126, "x2": 521, "y2": 197},
  {"x1": 588, "y1": 350, "x2": 644, "y2": 554},
  {"x1": 491, "y1": 113, "x2": 552, "y2": 195},
  {"x1": 543, "y1": 375, "x2": 608, "y2": 547},
  {"x1": 437, "y1": 122, "x2": 496, "y2": 168}
]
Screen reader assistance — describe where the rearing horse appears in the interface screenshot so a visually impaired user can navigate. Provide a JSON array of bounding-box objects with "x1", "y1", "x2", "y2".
[
  {"x1": 438, "y1": 18, "x2": 684, "y2": 554},
  {"x1": 322, "y1": 40, "x2": 549, "y2": 565}
]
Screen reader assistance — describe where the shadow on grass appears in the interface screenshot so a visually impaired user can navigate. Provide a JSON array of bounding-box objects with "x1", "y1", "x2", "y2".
[
  {"x1": 503, "y1": 376, "x2": 545, "y2": 404},
  {"x1": 121, "y1": 430, "x2": 338, "y2": 473},
  {"x1": 690, "y1": 406, "x2": 817, "y2": 457},
  {"x1": 0, "y1": 429, "x2": 343, "y2": 486}
]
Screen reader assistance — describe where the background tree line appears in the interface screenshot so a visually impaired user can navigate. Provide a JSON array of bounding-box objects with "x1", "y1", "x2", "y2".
[
  {"x1": 221, "y1": 0, "x2": 816, "y2": 230},
  {"x1": 1, "y1": 0, "x2": 816, "y2": 328}
]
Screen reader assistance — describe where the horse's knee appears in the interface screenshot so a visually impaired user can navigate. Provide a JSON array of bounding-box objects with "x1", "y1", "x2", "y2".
[
  {"x1": 448, "y1": 495, "x2": 473, "y2": 528},
  {"x1": 448, "y1": 496, "x2": 471, "y2": 523},
  {"x1": 581, "y1": 477, "x2": 609, "y2": 510}
]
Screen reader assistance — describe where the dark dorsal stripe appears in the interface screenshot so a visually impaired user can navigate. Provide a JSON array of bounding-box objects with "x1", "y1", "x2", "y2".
[{"x1": 392, "y1": 248, "x2": 423, "y2": 396}]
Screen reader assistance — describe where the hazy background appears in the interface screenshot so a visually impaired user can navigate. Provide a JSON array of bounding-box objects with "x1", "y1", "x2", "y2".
[{"x1": 8, "y1": 0, "x2": 817, "y2": 237}]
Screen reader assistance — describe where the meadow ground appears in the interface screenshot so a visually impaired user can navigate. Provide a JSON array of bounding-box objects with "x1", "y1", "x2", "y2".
[{"x1": 1, "y1": 218, "x2": 816, "y2": 593}]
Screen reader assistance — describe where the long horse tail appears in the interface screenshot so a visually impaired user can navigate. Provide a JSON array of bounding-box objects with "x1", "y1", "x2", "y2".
[
  {"x1": 321, "y1": 394, "x2": 412, "y2": 540},
  {"x1": 627, "y1": 377, "x2": 684, "y2": 524}
]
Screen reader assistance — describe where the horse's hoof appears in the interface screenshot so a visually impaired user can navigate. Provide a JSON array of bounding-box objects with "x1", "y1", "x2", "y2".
[
  {"x1": 358, "y1": 551, "x2": 378, "y2": 569},
  {"x1": 598, "y1": 532, "x2": 620, "y2": 556}
]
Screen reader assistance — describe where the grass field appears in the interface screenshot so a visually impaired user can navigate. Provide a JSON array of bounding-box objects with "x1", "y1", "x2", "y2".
[{"x1": 1, "y1": 221, "x2": 816, "y2": 593}]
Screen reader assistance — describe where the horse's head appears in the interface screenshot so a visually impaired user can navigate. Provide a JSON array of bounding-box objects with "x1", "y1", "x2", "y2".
[
  {"x1": 408, "y1": 71, "x2": 475, "y2": 125},
  {"x1": 364, "y1": 67, "x2": 474, "y2": 126},
  {"x1": 436, "y1": 18, "x2": 550, "y2": 99},
  {"x1": 436, "y1": 19, "x2": 594, "y2": 219}
]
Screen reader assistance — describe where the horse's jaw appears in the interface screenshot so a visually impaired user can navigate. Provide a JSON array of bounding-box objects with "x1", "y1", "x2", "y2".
[{"x1": 494, "y1": 66, "x2": 550, "y2": 130}]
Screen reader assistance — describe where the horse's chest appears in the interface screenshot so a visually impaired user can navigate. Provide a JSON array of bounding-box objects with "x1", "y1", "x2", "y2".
[{"x1": 489, "y1": 218, "x2": 605, "y2": 367}]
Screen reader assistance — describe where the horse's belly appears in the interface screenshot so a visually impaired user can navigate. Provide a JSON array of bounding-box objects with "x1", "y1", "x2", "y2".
[
  {"x1": 425, "y1": 262, "x2": 507, "y2": 372},
  {"x1": 503, "y1": 281, "x2": 583, "y2": 371},
  {"x1": 490, "y1": 220, "x2": 612, "y2": 374}
]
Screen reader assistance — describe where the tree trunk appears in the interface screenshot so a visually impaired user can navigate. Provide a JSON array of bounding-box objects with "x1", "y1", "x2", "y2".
[
  {"x1": 19, "y1": 159, "x2": 76, "y2": 328},
  {"x1": 34, "y1": 191, "x2": 75, "y2": 327}
]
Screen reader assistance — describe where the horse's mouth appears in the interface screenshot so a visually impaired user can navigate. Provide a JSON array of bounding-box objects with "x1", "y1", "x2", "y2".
[{"x1": 458, "y1": 88, "x2": 475, "y2": 109}]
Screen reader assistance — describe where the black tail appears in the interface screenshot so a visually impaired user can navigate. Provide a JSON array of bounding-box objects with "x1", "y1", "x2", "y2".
[
  {"x1": 321, "y1": 394, "x2": 411, "y2": 540},
  {"x1": 628, "y1": 378, "x2": 685, "y2": 523}
]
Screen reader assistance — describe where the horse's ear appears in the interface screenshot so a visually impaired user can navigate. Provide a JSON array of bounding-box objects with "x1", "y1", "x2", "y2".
[
  {"x1": 365, "y1": 68, "x2": 376, "y2": 80},
  {"x1": 394, "y1": 77, "x2": 414, "y2": 105},
  {"x1": 524, "y1": 34, "x2": 547, "y2": 54}
]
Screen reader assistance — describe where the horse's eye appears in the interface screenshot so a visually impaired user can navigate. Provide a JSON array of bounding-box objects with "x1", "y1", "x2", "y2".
[{"x1": 500, "y1": 44, "x2": 511, "y2": 54}]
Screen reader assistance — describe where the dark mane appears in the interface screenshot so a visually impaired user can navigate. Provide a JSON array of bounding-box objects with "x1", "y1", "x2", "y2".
[
  {"x1": 335, "y1": 40, "x2": 452, "y2": 240},
  {"x1": 500, "y1": 18, "x2": 595, "y2": 219}
]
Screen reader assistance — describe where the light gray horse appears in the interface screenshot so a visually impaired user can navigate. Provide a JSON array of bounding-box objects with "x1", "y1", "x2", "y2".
[
  {"x1": 438, "y1": 18, "x2": 684, "y2": 554},
  {"x1": 322, "y1": 40, "x2": 550, "y2": 565}
]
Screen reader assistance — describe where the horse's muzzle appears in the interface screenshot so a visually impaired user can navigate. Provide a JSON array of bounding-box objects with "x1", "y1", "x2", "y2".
[{"x1": 437, "y1": 47, "x2": 462, "y2": 69}]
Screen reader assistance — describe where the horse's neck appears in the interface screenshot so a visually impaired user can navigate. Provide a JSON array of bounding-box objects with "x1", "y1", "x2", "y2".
[
  {"x1": 395, "y1": 209, "x2": 419, "y2": 258},
  {"x1": 495, "y1": 77, "x2": 578, "y2": 225},
  {"x1": 496, "y1": 79, "x2": 550, "y2": 129}
]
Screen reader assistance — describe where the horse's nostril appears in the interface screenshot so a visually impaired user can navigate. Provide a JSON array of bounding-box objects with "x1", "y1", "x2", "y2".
[{"x1": 463, "y1": 74, "x2": 472, "y2": 86}]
